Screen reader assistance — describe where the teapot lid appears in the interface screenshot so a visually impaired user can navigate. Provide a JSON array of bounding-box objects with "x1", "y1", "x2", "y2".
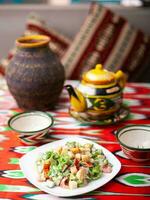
[{"x1": 82, "y1": 64, "x2": 116, "y2": 85}]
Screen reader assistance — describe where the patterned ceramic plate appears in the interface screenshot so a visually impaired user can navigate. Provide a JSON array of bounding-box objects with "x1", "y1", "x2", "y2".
[
  {"x1": 69, "y1": 105, "x2": 130, "y2": 125},
  {"x1": 20, "y1": 137, "x2": 121, "y2": 197}
]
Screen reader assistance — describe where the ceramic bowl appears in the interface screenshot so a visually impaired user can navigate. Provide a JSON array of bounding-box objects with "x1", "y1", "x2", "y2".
[
  {"x1": 116, "y1": 125, "x2": 150, "y2": 162},
  {"x1": 8, "y1": 111, "x2": 53, "y2": 145}
]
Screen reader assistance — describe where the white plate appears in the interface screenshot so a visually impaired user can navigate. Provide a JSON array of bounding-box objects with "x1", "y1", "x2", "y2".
[{"x1": 19, "y1": 137, "x2": 121, "y2": 197}]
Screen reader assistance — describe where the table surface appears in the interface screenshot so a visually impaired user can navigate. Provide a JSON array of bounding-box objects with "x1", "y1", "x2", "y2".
[{"x1": 0, "y1": 77, "x2": 150, "y2": 200}]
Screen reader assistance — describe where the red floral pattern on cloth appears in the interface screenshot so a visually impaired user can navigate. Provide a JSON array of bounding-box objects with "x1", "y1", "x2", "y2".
[{"x1": 0, "y1": 78, "x2": 150, "y2": 200}]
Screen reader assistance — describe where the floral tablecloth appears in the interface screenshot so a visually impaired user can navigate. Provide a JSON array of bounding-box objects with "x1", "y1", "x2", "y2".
[{"x1": 0, "y1": 77, "x2": 150, "y2": 200}]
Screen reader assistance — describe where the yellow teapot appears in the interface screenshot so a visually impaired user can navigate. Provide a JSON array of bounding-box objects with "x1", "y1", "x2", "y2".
[{"x1": 65, "y1": 64, "x2": 126, "y2": 120}]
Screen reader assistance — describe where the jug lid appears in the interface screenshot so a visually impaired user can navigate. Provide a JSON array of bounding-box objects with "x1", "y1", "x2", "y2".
[{"x1": 82, "y1": 64, "x2": 116, "y2": 85}]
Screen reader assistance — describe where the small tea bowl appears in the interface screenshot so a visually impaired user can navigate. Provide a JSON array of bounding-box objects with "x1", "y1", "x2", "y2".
[
  {"x1": 116, "y1": 125, "x2": 150, "y2": 162},
  {"x1": 8, "y1": 111, "x2": 53, "y2": 145}
]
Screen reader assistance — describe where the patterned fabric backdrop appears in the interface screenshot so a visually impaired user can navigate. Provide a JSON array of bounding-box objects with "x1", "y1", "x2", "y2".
[{"x1": 0, "y1": 77, "x2": 150, "y2": 199}]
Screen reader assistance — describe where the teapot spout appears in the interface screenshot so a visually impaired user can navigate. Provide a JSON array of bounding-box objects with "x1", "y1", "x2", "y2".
[
  {"x1": 64, "y1": 85, "x2": 86, "y2": 112},
  {"x1": 65, "y1": 85, "x2": 79, "y2": 100},
  {"x1": 115, "y1": 70, "x2": 126, "y2": 89}
]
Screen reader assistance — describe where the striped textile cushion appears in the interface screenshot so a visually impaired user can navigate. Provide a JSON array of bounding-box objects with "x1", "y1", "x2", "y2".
[
  {"x1": 0, "y1": 48, "x2": 15, "y2": 76},
  {"x1": 62, "y1": 3, "x2": 150, "y2": 81},
  {"x1": 0, "y1": 13, "x2": 71, "y2": 76},
  {"x1": 26, "y1": 13, "x2": 71, "y2": 58}
]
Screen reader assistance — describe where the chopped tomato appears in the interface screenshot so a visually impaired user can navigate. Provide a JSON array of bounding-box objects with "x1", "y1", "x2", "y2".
[
  {"x1": 44, "y1": 163, "x2": 50, "y2": 171},
  {"x1": 44, "y1": 163, "x2": 49, "y2": 168},
  {"x1": 84, "y1": 162, "x2": 93, "y2": 168},
  {"x1": 43, "y1": 163, "x2": 50, "y2": 178},
  {"x1": 102, "y1": 164, "x2": 112, "y2": 173},
  {"x1": 74, "y1": 158, "x2": 80, "y2": 169}
]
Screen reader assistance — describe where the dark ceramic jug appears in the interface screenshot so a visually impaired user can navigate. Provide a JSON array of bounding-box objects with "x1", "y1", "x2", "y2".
[{"x1": 6, "y1": 35, "x2": 65, "y2": 110}]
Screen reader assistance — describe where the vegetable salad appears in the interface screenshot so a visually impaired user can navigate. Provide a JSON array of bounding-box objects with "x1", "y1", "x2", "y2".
[{"x1": 36, "y1": 141, "x2": 112, "y2": 189}]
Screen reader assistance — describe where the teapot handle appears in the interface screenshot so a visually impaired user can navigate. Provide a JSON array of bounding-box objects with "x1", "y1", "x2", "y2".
[{"x1": 115, "y1": 70, "x2": 126, "y2": 89}]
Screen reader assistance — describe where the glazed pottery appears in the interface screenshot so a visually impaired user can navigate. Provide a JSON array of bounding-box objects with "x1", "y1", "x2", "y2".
[
  {"x1": 65, "y1": 64, "x2": 126, "y2": 120},
  {"x1": 8, "y1": 111, "x2": 53, "y2": 145},
  {"x1": 6, "y1": 35, "x2": 65, "y2": 110},
  {"x1": 116, "y1": 125, "x2": 150, "y2": 162}
]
